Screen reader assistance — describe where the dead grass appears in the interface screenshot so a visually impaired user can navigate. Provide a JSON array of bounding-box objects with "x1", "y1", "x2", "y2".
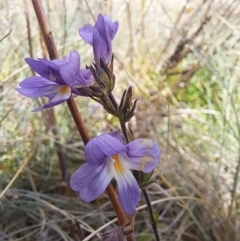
[{"x1": 0, "y1": 0, "x2": 240, "y2": 240}]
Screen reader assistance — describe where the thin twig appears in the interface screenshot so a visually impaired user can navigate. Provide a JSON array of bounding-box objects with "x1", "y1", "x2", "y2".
[
  {"x1": 61, "y1": 0, "x2": 68, "y2": 55},
  {"x1": 142, "y1": 189, "x2": 160, "y2": 241},
  {"x1": 23, "y1": 0, "x2": 34, "y2": 61},
  {"x1": 75, "y1": 219, "x2": 85, "y2": 241},
  {"x1": 0, "y1": 29, "x2": 12, "y2": 42},
  {"x1": 83, "y1": 0, "x2": 96, "y2": 21},
  {"x1": 0, "y1": 150, "x2": 35, "y2": 199},
  {"x1": 126, "y1": 1, "x2": 134, "y2": 70},
  {"x1": 31, "y1": 0, "x2": 59, "y2": 59}
]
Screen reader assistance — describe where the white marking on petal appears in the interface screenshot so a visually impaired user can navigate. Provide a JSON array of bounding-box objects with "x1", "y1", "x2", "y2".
[
  {"x1": 44, "y1": 85, "x2": 60, "y2": 95},
  {"x1": 114, "y1": 169, "x2": 141, "y2": 214},
  {"x1": 47, "y1": 85, "x2": 71, "y2": 104},
  {"x1": 140, "y1": 139, "x2": 153, "y2": 148},
  {"x1": 117, "y1": 152, "x2": 140, "y2": 171},
  {"x1": 139, "y1": 156, "x2": 154, "y2": 171}
]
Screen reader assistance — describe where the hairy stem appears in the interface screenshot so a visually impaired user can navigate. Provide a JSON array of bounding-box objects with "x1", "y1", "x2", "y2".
[{"x1": 31, "y1": 0, "x2": 132, "y2": 237}]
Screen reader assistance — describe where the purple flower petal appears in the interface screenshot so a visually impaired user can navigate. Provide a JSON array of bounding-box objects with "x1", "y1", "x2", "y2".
[
  {"x1": 93, "y1": 28, "x2": 110, "y2": 65},
  {"x1": 115, "y1": 153, "x2": 140, "y2": 171},
  {"x1": 78, "y1": 69, "x2": 93, "y2": 85},
  {"x1": 25, "y1": 58, "x2": 64, "y2": 83},
  {"x1": 102, "y1": 15, "x2": 119, "y2": 40},
  {"x1": 25, "y1": 58, "x2": 51, "y2": 79},
  {"x1": 39, "y1": 58, "x2": 65, "y2": 83},
  {"x1": 108, "y1": 131, "x2": 125, "y2": 144},
  {"x1": 94, "y1": 14, "x2": 106, "y2": 38},
  {"x1": 38, "y1": 58, "x2": 63, "y2": 70},
  {"x1": 32, "y1": 85, "x2": 71, "y2": 112},
  {"x1": 126, "y1": 139, "x2": 160, "y2": 173},
  {"x1": 79, "y1": 24, "x2": 94, "y2": 45},
  {"x1": 16, "y1": 77, "x2": 59, "y2": 97},
  {"x1": 115, "y1": 169, "x2": 141, "y2": 214},
  {"x1": 52, "y1": 58, "x2": 69, "y2": 66},
  {"x1": 70, "y1": 162, "x2": 113, "y2": 202},
  {"x1": 85, "y1": 133, "x2": 127, "y2": 166},
  {"x1": 60, "y1": 51, "x2": 93, "y2": 87}
]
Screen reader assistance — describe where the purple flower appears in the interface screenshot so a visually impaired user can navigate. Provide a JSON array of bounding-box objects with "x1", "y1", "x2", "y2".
[
  {"x1": 70, "y1": 131, "x2": 160, "y2": 214},
  {"x1": 79, "y1": 13, "x2": 119, "y2": 66},
  {"x1": 16, "y1": 51, "x2": 93, "y2": 111}
]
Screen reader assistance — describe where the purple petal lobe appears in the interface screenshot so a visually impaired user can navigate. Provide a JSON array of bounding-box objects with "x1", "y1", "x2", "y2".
[
  {"x1": 93, "y1": 28, "x2": 110, "y2": 65},
  {"x1": 115, "y1": 169, "x2": 141, "y2": 214},
  {"x1": 126, "y1": 139, "x2": 160, "y2": 173},
  {"x1": 108, "y1": 131, "x2": 125, "y2": 144},
  {"x1": 85, "y1": 133, "x2": 127, "y2": 166},
  {"x1": 103, "y1": 15, "x2": 119, "y2": 40},
  {"x1": 95, "y1": 14, "x2": 105, "y2": 33},
  {"x1": 38, "y1": 58, "x2": 63, "y2": 70},
  {"x1": 32, "y1": 85, "x2": 71, "y2": 112},
  {"x1": 60, "y1": 51, "x2": 93, "y2": 87},
  {"x1": 77, "y1": 69, "x2": 93, "y2": 86},
  {"x1": 116, "y1": 153, "x2": 140, "y2": 171},
  {"x1": 95, "y1": 14, "x2": 118, "y2": 64},
  {"x1": 25, "y1": 58, "x2": 50, "y2": 79},
  {"x1": 52, "y1": 58, "x2": 69, "y2": 66},
  {"x1": 25, "y1": 58, "x2": 64, "y2": 83},
  {"x1": 70, "y1": 162, "x2": 113, "y2": 202},
  {"x1": 16, "y1": 77, "x2": 59, "y2": 97},
  {"x1": 79, "y1": 24, "x2": 94, "y2": 45}
]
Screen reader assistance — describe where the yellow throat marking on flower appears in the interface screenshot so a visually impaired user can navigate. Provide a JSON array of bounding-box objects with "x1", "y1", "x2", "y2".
[
  {"x1": 112, "y1": 154, "x2": 125, "y2": 174},
  {"x1": 59, "y1": 85, "x2": 70, "y2": 95}
]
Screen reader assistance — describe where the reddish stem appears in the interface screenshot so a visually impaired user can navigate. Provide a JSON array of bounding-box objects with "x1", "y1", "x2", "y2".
[{"x1": 66, "y1": 96, "x2": 90, "y2": 145}]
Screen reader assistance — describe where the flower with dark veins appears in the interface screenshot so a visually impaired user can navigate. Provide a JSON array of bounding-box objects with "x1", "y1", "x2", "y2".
[
  {"x1": 70, "y1": 131, "x2": 160, "y2": 214},
  {"x1": 16, "y1": 51, "x2": 93, "y2": 111},
  {"x1": 79, "y1": 13, "x2": 119, "y2": 66}
]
